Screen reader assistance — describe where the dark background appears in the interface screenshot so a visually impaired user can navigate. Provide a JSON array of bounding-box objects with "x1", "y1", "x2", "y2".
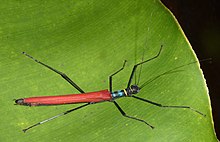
[{"x1": 161, "y1": 0, "x2": 220, "y2": 139}]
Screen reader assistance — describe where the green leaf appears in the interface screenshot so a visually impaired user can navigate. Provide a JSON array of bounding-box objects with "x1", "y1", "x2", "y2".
[{"x1": 0, "y1": 0, "x2": 217, "y2": 142}]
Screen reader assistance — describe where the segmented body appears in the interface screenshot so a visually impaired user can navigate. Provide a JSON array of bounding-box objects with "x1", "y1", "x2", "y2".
[{"x1": 17, "y1": 89, "x2": 128, "y2": 106}]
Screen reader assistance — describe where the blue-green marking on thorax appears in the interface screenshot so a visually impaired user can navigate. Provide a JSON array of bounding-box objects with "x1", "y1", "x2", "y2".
[{"x1": 111, "y1": 90, "x2": 126, "y2": 99}]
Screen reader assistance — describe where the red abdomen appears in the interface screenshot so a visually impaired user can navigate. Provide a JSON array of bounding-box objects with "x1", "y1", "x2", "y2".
[{"x1": 23, "y1": 90, "x2": 112, "y2": 106}]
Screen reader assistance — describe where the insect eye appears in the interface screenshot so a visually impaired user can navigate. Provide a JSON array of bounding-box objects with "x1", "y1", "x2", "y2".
[{"x1": 131, "y1": 85, "x2": 140, "y2": 94}]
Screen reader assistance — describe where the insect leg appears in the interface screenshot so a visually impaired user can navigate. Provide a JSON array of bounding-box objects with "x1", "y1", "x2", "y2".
[
  {"x1": 113, "y1": 101, "x2": 154, "y2": 129},
  {"x1": 132, "y1": 95, "x2": 206, "y2": 117},
  {"x1": 22, "y1": 52, "x2": 85, "y2": 93},
  {"x1": 22, "y1": 103, "x2": 91, "y2": 133},
  {"x1": 127, "y1": 45, "x2": 163, "y2": 88},
  {"x1": 109, "y1": 60, "x2": 127, "y2": 92}
]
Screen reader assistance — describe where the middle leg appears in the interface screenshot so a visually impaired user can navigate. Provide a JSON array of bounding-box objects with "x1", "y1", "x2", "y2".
[{"x1": 109, "y1": 60, "x2": 127, "y2": 92}]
